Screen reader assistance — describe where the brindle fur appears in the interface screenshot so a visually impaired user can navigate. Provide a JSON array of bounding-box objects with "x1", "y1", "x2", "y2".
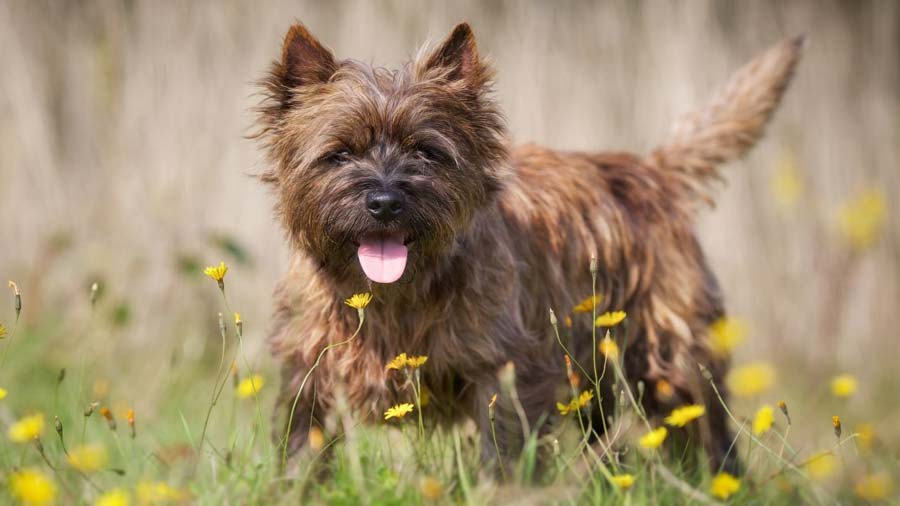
[{"x1": 253, "y1": 22, "x2": 803, "y2": 473}]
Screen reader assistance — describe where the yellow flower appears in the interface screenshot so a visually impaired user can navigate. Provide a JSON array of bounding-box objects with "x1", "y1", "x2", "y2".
[
  {"x1": 598, "y1": 337, "x2": 619, "y2": 359},
  {"x1": 854, "y1": 472, "x2": 894, "y2": 501},
  {"x1": 236, "y1": 374, "x2": 264, "y2": 399},
  {"x1": 573, "y1": 294, "x2": 603, "y2": 313},
  {"x1": 830, "y1": 373, "x2": 857, "y2": 398},
  {"x1": 557, "y1": 390, "x2": 594, "y2": 415},
  {"x1": 8, "y1": 413, "x2": 44, "y2": 443},
  {"x1": 386, "y1": 353, "x2": 408, "y2": 370},
  {"x1": 771, "y1": 150, "x2": 803, "y2": 208},
  {"x1": 308, "y1": 426, "x2": 325, "y2": 451},
  {"x1": 203, "y1": 261, "x2": 228, "y2": 282},
  {"x1": 9, "y1": 468, "x2": 56, "y2": 505},
  {"x1": 709, "y1": 317, "x2": 746, "y2": 355},
  {"x1": 344, "y1": 292, "x2": 373, "y2": 309},
  {"x1": 406, "y1": 355, "x2": 428, "y2": 368},
  {"x1": 67, "y1": 443, "x2": 108, "y2": 472},
  {"x1": 664, "y1": 404, "x2": 706, "y2": 427},
  {"x1": 639, "y1": 427, "x2": 668, "y2": 449},
  {"x1": 0, "y1": 323, "x2": 6, "y2": 339},
  {"x1": 595, "y1": 310, "x2": 626, "y2": 327},
  {"x1": 0, "y1": 387, "x2": 7, "y2": 399},
  {"x1": 136, "y1": 481, "x2": 186, "y2": 504},
  {"x1": 855, "y1": 423, "x2": 875, "y2": 451},
  {"x1": 96, "y1": 488, "x2": 130, "y2": 506},
  {"x1": 805, "y1": 452, "x2": 837, "y2": 480},
  {"x1": 752, "y1": 405, "x2": 774, "y2": 435},
  {"x1": 655, "y1": 379, "x2": 674, "y2": 400},
  {"x1": 837, "y1": 188, "x2": 887, "y2": 250},
  {"x1": 420, "y1": 476, "x2": 444, "y2": 500},
  {"x1": 384, "y1": 403, "x2": 414, "y2": 420},
  {"x1": 710, "y1": 472, "x2": 741, "y2": 500},
  {"x1": 832, "y1": 415, "x2": 842, "y2": 437},
  {"x1": 610, "y1": 474, "x2": 635, "y2": 490},
  {"x1": 726, "y1": 362, "x2": 775, "y2": 397}
]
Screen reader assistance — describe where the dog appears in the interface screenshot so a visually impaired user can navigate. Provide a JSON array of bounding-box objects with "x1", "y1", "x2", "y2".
[{"x1": 254, "y1": 21, "x2": 802, "y2": 473}]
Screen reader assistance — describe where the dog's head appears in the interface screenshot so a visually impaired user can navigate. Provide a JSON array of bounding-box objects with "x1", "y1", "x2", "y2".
[{"x1": 255, "y1": 22, "x2": 507, "y2": 285}]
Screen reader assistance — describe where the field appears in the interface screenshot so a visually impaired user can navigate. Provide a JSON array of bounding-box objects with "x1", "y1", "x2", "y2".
[{"x1": 1, "y1": 1, "x2": 898, "y2": 504}]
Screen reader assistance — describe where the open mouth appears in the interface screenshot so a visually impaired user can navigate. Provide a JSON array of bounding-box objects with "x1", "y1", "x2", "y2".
[{"x1": 356, "y1": 231, "x2": 409, "y2": 284}]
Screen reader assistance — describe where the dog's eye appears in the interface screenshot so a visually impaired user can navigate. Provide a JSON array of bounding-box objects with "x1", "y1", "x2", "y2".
[
  {"x1": 324, "y1": 149, "x2": 352, "y2": 165},
  {"x1": 415, "y1": 145, "x2": 447, "y2": 164}
]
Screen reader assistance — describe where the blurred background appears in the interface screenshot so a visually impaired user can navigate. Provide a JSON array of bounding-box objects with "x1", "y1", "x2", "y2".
[{"x1": 0, "y1": 0, "x2": 897, "y2": 447}]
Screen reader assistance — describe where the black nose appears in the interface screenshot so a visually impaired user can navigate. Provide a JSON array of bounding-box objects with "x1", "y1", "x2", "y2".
[{"x1": 366, "y1": 190, "x2": 405, "y2": 222}]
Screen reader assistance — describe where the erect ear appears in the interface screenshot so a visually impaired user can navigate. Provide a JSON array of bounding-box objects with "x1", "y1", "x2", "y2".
[
  {"x1": 281, "y1": 23, "x2": 336, "y2": 88},
  {"x1": 422, "y1": 23, "x2": 482, "y2": 82}
]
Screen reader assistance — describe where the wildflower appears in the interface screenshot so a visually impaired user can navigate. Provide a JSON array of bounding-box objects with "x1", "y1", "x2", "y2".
[
  {"x1": 95, "y1": 488, "x2": 130, "y2": 506},
  {"x1": 854, "y1": 472, "x2": 894, "y2": 501},
  {"x1": 752, "y1": 405, "x2": 774, "y2": 435},
  {"x1": 830, "y1": 374, "x2": 857, "y2": 398},
  {"x1": 9, "y1": 468, "x2": 56, "y2": 505},
  {"x1": 598, "y1": 337, "x2": 619, "y2": 359},
  {"x1": 236, "y1": 374, "x2": 264, "y2": 399},
  {"x1": 406, "y1": 355, "x2": 428, "y2": 368},
  {"x1": 655, "y1": 379, "x2": 674, "y2": 400},
  {"x1": 308, "y1": 426, "x2": 325, "y2": 451},
  {"x1": 610, "y1": 474, "x2": 635, "y2": 491},
  {"x1": 837, "y1": 188, "x2": 886, "y2": 250},
  {"x1": 0, "y1": 387, "x2": 6, "y2": 399},
  {"x1": 710, "y1": 472, "x2": 741, "y2": 500},
  {"x1": 639, "y1": 427, "x2": 668, "y2": 449},
  {"x1": 557, "y1": 390, "x2": 594, "y2": 415},
  {"x1": 488, "y1": 393, "x2": 497, "y2": 409},
  {"x1": 595, "y1": 310, "x2": 626, "y2": 327},
  {"x1": 777, "y1": 400, "x2": 791, "y2": 425},
  {"x1": 126, "y1": 409, "x2": 136, "y2": 438},
  {"x1": 568, "y1": 371, "x2": 581, "y2": 388},
  {"x1": 100, "y1": 407, "x2": 116, "y2": 430},
  {"x1": 855, "y1": 423, "x2": 875, "y2": 451},
  {"x1": 832, "y1": 415, "x2": 841, "y2": 438},
  {"x1": 771, "y1": 150, "x2": 803, "y2": 208},
  {"x1": 0, "y1": 323, "x2": 6, "y2": 339},
  {"x1": 708, "y1": 317, "x2": 747, "y2": 355},
  {"x1": 344, "y1": 292, "x2": 373, "y2": 309},
  {"x1": 384, "y1": 403, "x2": 414, "y2": 420},
  {"x1": 67, "y1": 443, "x2": 108, "y2": 472},
  {"x1": 573, "y1": 294, "x2": 603, "y2": 313},
  {"x1": 8, "y1": 413, "x2": 44, "y2": 443},
  {"x1": 564, "y1": 316, "x2": 573, "y2": 328},
  {"x1": 664, "y1": 404, "x2": 706, "y2": 427},
  {"x1": 420, "y1": 476, "x2": 444, "y2": 500},
  {"x1": 726, "y1": 362, "x2": 775, "y2": 397},
  {"x1": 805, "y1": 452, "x2": 837, "y2": 480},
  {"x1": 203, "y1": 261, "x2": 228, "y2": 283},
  {"x1": 136, "y1": 481, "x2": 186, "y2": 504},
  {"x1": 387, "y1": 353, "x2": 408, "y2": 370}
]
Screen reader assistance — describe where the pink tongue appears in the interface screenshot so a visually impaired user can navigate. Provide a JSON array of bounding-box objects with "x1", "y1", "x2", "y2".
[{"x1": 357, "y1": 237, "x2": 408, "y2": 283}]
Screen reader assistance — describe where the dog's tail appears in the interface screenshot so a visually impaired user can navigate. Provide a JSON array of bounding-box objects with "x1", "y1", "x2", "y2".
[{"x1": 648, "y1": 36, "x2": 805, "y2": 205}]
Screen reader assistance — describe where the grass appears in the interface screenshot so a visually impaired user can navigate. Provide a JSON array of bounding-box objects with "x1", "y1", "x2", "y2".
[{"x1": 0, "y1": 258, "x2": 896, "y2": 506}]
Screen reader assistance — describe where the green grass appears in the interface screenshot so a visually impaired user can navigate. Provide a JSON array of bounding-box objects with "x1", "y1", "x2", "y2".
[{"x1": 0, "y1": 272, "x2": 896, "y2": 506}]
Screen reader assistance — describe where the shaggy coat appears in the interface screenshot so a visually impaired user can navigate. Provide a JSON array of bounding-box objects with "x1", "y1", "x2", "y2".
[{"x1": 254, "y1": 22, "x2": 803, "y2": 472}]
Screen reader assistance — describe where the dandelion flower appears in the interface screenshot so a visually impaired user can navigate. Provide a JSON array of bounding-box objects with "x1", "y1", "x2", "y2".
[
  {"x1": 595, "y1": 311, "x2": 626, "y2": 327},
  {"x1": 573, "y1": 294, "x2": 602, "y2": 313},
  {"x1": 203, "y1": 261, "x2": 228, "y2": 282},
  {"x1": 708, "y1": 317, "x2": 746, "y2": 355},
  {"x1": 67, "y1": 443, "x2": 108, "y2": 472},
  {"x1": 837, "y1": 188, "x2": 886, "y2": 250},
  {"x1": 406, "y1": 355, "x2": 428, "y2": 368},
  {"x1": 752, "y1": 405, "x2": 774, "y2": 435},
  {"x1": 710, "y1": 472, "x2": 741, "y2": 500},
  {"x1": 805, "y1": 452, "x2": 837, "y2": 480},
  {"x1": 386, "y1": 353, "x2": 408, "y2": 370},
  {"x1": 136, "y1": 481, "x2": 186, "y2": 504},
  {"x1": 598, "y1": 337, "x2": 619, "y2": 359},
  {"x1": 558, "y1": 390, "x2": 593, "y2": 415},
  {"x1": 830, "y1": 374, "x2": 857, "y2": 398},
  {"x1": 8, "y1": 413, "x2": 44, "y2": 442},
  {"x1": 664, "y1": 404, "x2": 706, "y2": 427},
  {"x1": 639, "y1": 427, "x2": 668, "y2": 449},
  {"x1": 420, "y1": 476, "x2": 444, "y2": 500},
  {"x1": 9, "y1": 468, "x2": 56, "y2": 505},
  {"x1": 854, "y1": 472, "x2": 894, "y2": 501},
  {"x1": 655, "y1": 379, "x2": 674, "y2": 400},
  {"x1": 344, "y1": 292, "x2": 373, "y2": 309},
  {"x1": 0, "y1": 387, "x2": 7, "y2": 399},
  {"x1": 726, "y1": 362, "x2": 775, "y2": 397},
  {"x1": 610, "y1": 474, "x2": 635, "y2": 491},
  {"x1": 95, "y1": 488, "x2": 130, "y2": 506},
  {"x1": 384, "y1": 403, "x2": 414, "y2": 420},
  {"x1": 236, "y1": 374, "x2": 264, "y2": 399}
]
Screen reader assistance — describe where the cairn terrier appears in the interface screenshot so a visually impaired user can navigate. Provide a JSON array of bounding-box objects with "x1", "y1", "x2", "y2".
[{"x1": 254, "y1": 22, "x2": 802, "y2": 473}]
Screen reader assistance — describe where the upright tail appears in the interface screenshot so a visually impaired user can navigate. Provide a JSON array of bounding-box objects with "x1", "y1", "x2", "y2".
[{"x1": 648, "y1": 36, "x2": 806, "y2": 205}]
